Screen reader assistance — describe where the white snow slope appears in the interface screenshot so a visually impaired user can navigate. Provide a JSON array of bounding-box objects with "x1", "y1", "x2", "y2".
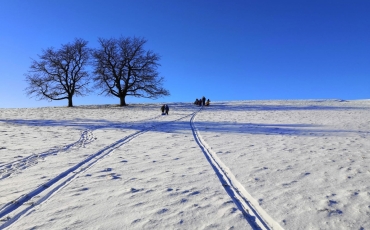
[{"x1": 0, "y1": 100, "x2": 369, "y2": 230}]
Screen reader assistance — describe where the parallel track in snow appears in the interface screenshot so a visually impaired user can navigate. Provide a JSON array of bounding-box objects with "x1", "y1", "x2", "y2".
[
  {"x1": 190, "y1": 109, "x2": 283, "y2": 230},
  {"x1": 1, "y1": 106, "x2": 281, "y2": 230},
  {"x1": 0, "y1": 111, "x2": 198, "y2": 229}
]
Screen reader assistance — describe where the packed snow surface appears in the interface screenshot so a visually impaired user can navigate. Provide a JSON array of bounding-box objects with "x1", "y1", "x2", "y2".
[{"x1": 0, "y1": 100, "x2": 369, "y2": 229}]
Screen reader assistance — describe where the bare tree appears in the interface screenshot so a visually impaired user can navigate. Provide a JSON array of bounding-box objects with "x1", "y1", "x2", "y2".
[
  {"x1": 25, "y1": 38, "x2": 91, "y2": 107},
  {"x1": 92, "y1": 37, "x2": 170, "y2": 106}
]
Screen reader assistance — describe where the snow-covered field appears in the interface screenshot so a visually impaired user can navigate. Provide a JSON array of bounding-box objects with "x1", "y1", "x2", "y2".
[{"x1": 0, "y1": 100, "x2": 369, "y2": 230}]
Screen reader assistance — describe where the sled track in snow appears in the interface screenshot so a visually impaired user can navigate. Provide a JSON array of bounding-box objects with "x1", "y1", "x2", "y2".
[
  {"x1": 190, "y1": 110, "x2": 283, "y2": 230},
  {"x1": 0, "y1": 114, "x2": 165, "y2": 181},
  {"x1": 0, "y1": 111, "x2": 198, "y2": 229}
]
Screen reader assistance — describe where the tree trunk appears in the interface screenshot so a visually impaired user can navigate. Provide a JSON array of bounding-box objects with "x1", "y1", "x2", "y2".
[
  {"x1": 120, "y1": 96, "x2": 127, "y2": 106},
  {"x1": 68, "y1": 97, "x2": 73, "y2": 107}
]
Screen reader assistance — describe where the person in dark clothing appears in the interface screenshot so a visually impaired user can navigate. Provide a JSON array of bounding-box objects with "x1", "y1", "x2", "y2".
[
  {"x1": 165, "y1": 104, "x2": 169, "y2": 115},
  {"x1": 194, "y1": 99, "x2": 199, "y2": 105},
  {"x1": 206, "y1": 99, "x2": 210, "y2": 106},
  {"x1": 198, "y1": 98, "x2": 202, "y2": 106},
  {"x1": 161, "y1": 104, "x2": 165, "y2": 114},
  {"x1": 202, "y1": 96, "x2": 206, "y2": 106}
]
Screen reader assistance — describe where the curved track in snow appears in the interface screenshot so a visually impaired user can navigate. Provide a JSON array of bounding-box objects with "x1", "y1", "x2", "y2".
[
  {"x1": 0, "y1": 130, "x2": 95, "y2": 180},
  {"x1": 190, "y1": 109, "x2": 283, "y2": 230},
  {"x1": 0, "y1": 114, "x2": 165, "y2": 181},
  {"x1": 1, "y1": 106, "x2": 281, "y2": 230},
  {"x1": 0, "y1": 110, "x2": 198, "y2": 229}
]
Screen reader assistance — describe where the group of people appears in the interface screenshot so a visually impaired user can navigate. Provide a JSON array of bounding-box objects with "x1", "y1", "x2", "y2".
[
  {"x1": 161, "y1": 97, "x2": 210, "y2": 115},
  {"x1": 161, "y1": 104, "x2": 169, "y2": 115},
  {"x1": 194, "y1": 96, "x2": 210, "y2": 106}
]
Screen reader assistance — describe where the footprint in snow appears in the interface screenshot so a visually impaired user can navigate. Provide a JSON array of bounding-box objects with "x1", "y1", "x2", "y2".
[
  {"x1": 131, "y1": 188, "x2": 143, "y2": 193},
  {"x1": 328, "y1": 209, "x2": 343, "y2": 216},
  {"x1": 230, "y1": 207, "x2": 238, "y2": 213},
  {"x1": 132, "y1": 219, "x2": 141, "y2": 224},
  {"x1": 107, "y1": 173, "x2": 121, "y2": 180},
  {"x1": 222, "y1": 200, "x2": 234, "y2": 206},
  {"x1": 328, "y1": 200, "x2": 338, "y2": 206},
  {"x1": 157, "y1": 208, "x2": 169, "y2": 214},
  {"x1": 189, "y1": 191, "x2": 200, "y2": 196}
]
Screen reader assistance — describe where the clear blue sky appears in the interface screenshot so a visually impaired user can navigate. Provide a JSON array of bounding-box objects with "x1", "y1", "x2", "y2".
[{"x1": 1, "y1": 0, "x2": 369, "y2": 108}]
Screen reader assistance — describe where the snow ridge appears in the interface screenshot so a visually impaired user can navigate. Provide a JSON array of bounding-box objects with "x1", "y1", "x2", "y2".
[{"x1": 190, "y1": 110, "x2": 283, "y2": 230}]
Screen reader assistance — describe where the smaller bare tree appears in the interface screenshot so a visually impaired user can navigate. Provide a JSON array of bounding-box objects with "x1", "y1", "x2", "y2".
[
  {"x1": 92, "y1": 37, "x2": 170, "y2": 106},
  {"x1": 25, "y1": 38, "x2": 91, "y2": 107}
]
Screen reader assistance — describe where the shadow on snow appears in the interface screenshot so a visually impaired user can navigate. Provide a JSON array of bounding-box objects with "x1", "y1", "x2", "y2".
[
  {"x1": 210, "y1": 101, "x2": 369, "y2": 112},
  {"x1": 0, "y1": 118, "x2": 365, "y2": 137}
]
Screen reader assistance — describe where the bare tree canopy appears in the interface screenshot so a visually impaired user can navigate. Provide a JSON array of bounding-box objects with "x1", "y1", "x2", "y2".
[
  {"x1": 92, "y1": 37, "x2": 170, "y2": 106},
  {"x1": 25, "y1": 38, "x2": 91, "y2": 107}
]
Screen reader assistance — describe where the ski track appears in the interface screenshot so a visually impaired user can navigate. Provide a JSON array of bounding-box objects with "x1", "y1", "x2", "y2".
[
  {"x1": 0, "y1": 111, "x2": 197, "y2": 229},
  {"x1": 190, "y1": 109, "x2": 283, "y2": 230},
  {"x1": 0, "y1": 106, "x2": 280, "y2": 230},
  {"x1": 0, "y1": 114, "x2": 164, "y2": 181}
]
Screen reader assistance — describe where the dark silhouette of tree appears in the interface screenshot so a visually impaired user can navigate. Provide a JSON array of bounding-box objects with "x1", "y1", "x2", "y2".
[
  {"x1": 25, "y1": 38, "x2": 91, "y2": 107},
  {"x1": 92, "y1": 37, "x2": 170, "y2": 106}
]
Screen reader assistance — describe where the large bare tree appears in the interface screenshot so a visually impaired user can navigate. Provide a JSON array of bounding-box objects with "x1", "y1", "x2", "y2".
[
  {"x1": 92, "y1": 37, "x2": 170, "y2": 106},
  {"x1": 25, "y1": 38, "x2": 91, "y2": 107}
]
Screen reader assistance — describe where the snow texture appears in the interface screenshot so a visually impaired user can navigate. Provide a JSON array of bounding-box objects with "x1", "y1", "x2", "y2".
[{"x1": 0, "y1": 100, "x2": 369, "y2": 229}]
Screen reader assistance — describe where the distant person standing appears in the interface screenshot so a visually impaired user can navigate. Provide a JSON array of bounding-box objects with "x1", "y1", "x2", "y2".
[
  {"x1": 161, "y1": 104, "x2": 165, "y2": 115},
  {"x1": 165, "y1": 104, "x2": 169, "y2": 115},
  {"x1": 202, "y1": 96, "x2": 206, "y2": 106},
  {"x1": 206, "y1": 99, "x2": 210, "y2": 106}
]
